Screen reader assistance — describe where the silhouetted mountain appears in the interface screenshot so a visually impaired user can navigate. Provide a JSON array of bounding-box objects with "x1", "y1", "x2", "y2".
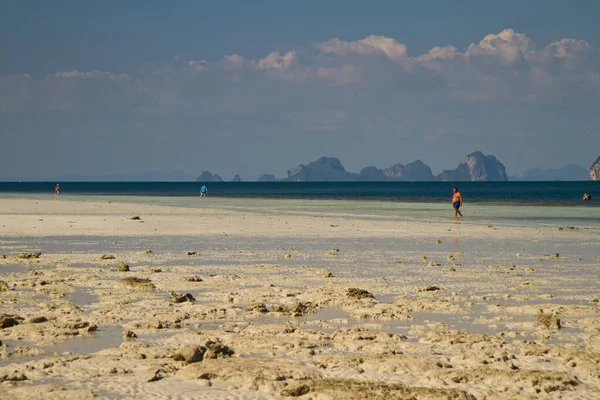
[
  {"x1": 358, "y1": 160, "x2": 435, "y2": 181},
  {"x1": 284, "y1": 157, "x2": 357, "y2": 182},
  {"x1": 437, "y1": 151, "x2": 507, "y2": 181},
  {"x1": 195, "y1": 171, "x2": 223, "y2": 182},
  {"x1": 258, "y1": 174, "x2": 277, "y2": 182},
  {"x1": 512, "y1": 164, "x2": 589, "y2": 181},
  {"x1": 591, "y1": 157, "x2": 600, "y2": 181},
  {"x1": 357, "y1": 166, "x2": 386, "y2": 181},
  {"x1": 231, "y1": 174, "x2": 242, "y2": 182},
  {"x1": 397, "y1": 160, "x2": 435, "y2": 181}
]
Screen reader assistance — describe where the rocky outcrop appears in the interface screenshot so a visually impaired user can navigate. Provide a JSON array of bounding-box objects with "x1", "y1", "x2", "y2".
[
  {"x1": 437, "y1": 151, "x2": 507, "y2": 181},
  {"x1": 195, "y1": 171, "x2": 223, "y2": 182},
  {"x1": 231, "y1": 174, "x2": 241, "y2": 182},
  {"x1": 258, "y1": 174, "x2": 276, "y2": 182},
  {"x1": 395, "y1": 160, "x2": 435, "y2": 181},
  {"x1": 357, "y1": 166, "x2": 386, "y2": 181},
  {"x1": 590, "y1": 157, "x2": 600, "y2": 181},
  {"x1": 284, "y1": 157, "x2": 357, "y2": 182},
  {"x1": 357, "y1": 160, "x2": 435, "y2": 181}
]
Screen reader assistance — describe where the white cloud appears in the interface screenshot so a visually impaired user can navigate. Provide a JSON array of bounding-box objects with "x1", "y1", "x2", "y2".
[
  {"x1": 2, "y1": 28, "x2": 597, "y2": 115},
  {"x1": 317, "y1": 35, "x2": 408, "y2": 61},
  {"x1": 255, "y1": 51, "x2": 297, "y2": 70},
  {"x1": 54, "y1": 70, "x2": 129, "y2": 81},
  {"x1": 465, "y1": 29, "x2": 534, "y2": 67},
  {"x1": 224, "y1": 54, "x2": 244, "y2": 67},
  {"x1": 416, "y1": 45, "x2": 458, "y2": 62},
  {"x1": 187, "y1": 60, "x2": 209, "y2": 72},
  {"x1": 540, "y1": 38, "x2": 592, "y2": 60}
]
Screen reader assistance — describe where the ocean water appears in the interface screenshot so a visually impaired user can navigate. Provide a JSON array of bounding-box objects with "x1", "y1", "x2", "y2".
[
  {"x1": 1, "y1": 181, "x2": 599, "y2": 228},
  {"x1": 0, "y1": 181, "x2": 598, "y2": 204}
]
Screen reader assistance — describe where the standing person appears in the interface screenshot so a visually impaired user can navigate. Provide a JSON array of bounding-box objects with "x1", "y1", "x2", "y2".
[
  {"x1": 55, "y1": 184, "x2": 60, "y2": 196},
  {"x1": 200, "y1": 185, "x2": 207, "y2": 197},
  {"x1": 452, "y1": 187, "x2": 463, "y2": 218}
]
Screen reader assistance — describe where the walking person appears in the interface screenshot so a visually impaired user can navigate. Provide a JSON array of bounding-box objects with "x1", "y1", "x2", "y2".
[
  {"x1": 55, "y1": 184, "x2": 60, "y2": 196},
  {"x1": 200, "y1": 185, "x2": 207, "y2": 197},
  {"x1": 452, "y1": 187, "x2": 463, "y2": 218}
]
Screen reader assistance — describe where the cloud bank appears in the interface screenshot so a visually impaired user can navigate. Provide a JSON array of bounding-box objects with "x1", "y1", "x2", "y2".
[{"x1": 1, "y1": 29, "x2": 599, "y2": 179}]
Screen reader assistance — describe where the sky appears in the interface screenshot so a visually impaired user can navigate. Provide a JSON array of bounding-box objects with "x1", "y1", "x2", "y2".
[{"x1": 1, "y1": 0, "x2": 600, "y2": 180}]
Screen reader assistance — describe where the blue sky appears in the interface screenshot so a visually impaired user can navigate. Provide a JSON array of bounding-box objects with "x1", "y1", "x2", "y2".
[{"x1": 1, "y1": 1, "x2": 600, "y2": 180}]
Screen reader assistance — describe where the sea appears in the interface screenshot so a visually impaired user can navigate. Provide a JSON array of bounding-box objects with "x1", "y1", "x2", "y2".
[
  {"x1": 0, "y1": 181, "x2": 598, "y2": 204},
  {"x1": 1, "y1": 181, "x2": 599, "y2": 227}
]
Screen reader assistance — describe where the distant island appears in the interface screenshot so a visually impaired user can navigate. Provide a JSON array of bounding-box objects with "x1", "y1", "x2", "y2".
[
  {"x1": 591, "y1": 157, "x2": 600, "y2": 181},
  {"x1": 195, "y1": 151, "x2": 510, "y2": 182},
  {"x1": 1, "y1": 153, "x2": 596, "y2": 182}
]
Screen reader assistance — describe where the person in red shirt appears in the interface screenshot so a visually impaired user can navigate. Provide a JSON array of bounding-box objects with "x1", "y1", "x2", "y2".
[{"x1": 55, "y1": 184, "x2": 60, "y2": 196}]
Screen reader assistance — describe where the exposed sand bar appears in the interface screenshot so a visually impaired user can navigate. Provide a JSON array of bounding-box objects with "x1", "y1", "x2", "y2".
[{"x1": 1, "y1": 197, "x2": 599, "y2": 399}]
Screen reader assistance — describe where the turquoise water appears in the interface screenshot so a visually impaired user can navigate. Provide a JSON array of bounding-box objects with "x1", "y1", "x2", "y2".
[{"x1": 2, "y1": 192, "x2": 598, "y2": 228}]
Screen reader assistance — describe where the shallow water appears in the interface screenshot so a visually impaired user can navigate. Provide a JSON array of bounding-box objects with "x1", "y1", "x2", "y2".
[{"x1": 2, "y1": 193, "x2": 600, "y2": 226}]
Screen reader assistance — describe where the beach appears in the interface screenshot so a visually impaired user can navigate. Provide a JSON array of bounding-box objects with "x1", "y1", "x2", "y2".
[{"x1": 1, "y1": 196, "x2": 599, "y2": 399}]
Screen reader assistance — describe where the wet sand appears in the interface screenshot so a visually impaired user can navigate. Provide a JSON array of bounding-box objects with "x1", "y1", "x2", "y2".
[{"x1": 1, "y1": 197, "x2": 599, "y2": 399}]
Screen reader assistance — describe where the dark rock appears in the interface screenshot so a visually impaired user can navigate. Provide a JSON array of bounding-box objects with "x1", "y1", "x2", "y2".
[
  {"x1": 118, "y1": 262, "x2": 130, "y2": 272},
  {"x1": 0, "y1": 280, "x2": 10, "y2": 292},
  {"x1": 0, "y1": 373, "x2": 27, "y2": 382},
  {"x1": 187, "y1": 251, "x2": 197, "y2": 256},
  {"x1": 272, "y1": 302, "x2": 317, "y2": 316},
  {"x1": 204, "y1": 341, "x2": 234, "y2": 359},
  {"x1": 185, "y1": 276, "x2": 203, "y2": 282},
  {"x1": 537, "y1": 311, "x2": 561, "y2": 330},
  {"x1": 145, "y1": 368, "x2": 165, "y2": 382},
  {"x1": 418, "y1": 286, "x2": 441, "y2": 292},
  {"x1": 120, "y1": 277, "x2": 156, "y2": 290},
  {"x1": 590, "y1": 156, "x2": 600, "y2": 181},
  {"x1": 399, "y1": 160, "x2": 435, "y2": 181},
  {"x1": 248, "y1": 303, "x2": 268, "y2": 313},
  {"x1": 143, "y1": 250, "x2": 153, "y2": 255},
  {"x1": 347, "y1": 288, "x2": 375, "y2": 300},
  {"x1": 67, "y1": 321, "x2": 96, "y2": 331},
  {"x1": 437, "y1": 151, "x2": 507, "y2": 181},
  {"x1": 101, "y1": 254, "x2": 116, "y2": 260},
  {"x1": 284, "y1": 157, "x2": 357, "y2": 182},
  {"x1": 359, "y1": 160, "x2": 435, "y2": 181},
  {"x1": 281, "y1": 384, "x2": 311, "y2": 397},
  {"x1": 173, "y1": 345, "x2": 207, "y2": 363},
  {"x1": 170, "y1": 291, "x2": 196, "y2": 303},
  {"x1": 18, "y1": 252, "x2": 41, "y2": 259},
  {"x1": 27, "y1": 316, "x2": 48, "y2": 324},
  {"x1": 195, "y1": 171, "x2": 223, "y2": 182},
  {"x1": 124, "y1": 330, "x2": 138, "y2": 340},
  {"x1": 130, "y1": 216, "x2": 141, "y2": 220},
  {"x1": 258, "y1": 173, "x2": 277, "y2": 182},
  {"x1": 357, "y1": 166, "x2": 386, "y2": 181},
  {"x1": 0, "y1": 314, "x2": 22, "y2": 328}
]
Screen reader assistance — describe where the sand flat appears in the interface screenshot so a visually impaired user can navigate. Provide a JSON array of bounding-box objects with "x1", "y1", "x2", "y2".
[{"x1": 1, "y1": 197, "x2": 599, "y2": 399}]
